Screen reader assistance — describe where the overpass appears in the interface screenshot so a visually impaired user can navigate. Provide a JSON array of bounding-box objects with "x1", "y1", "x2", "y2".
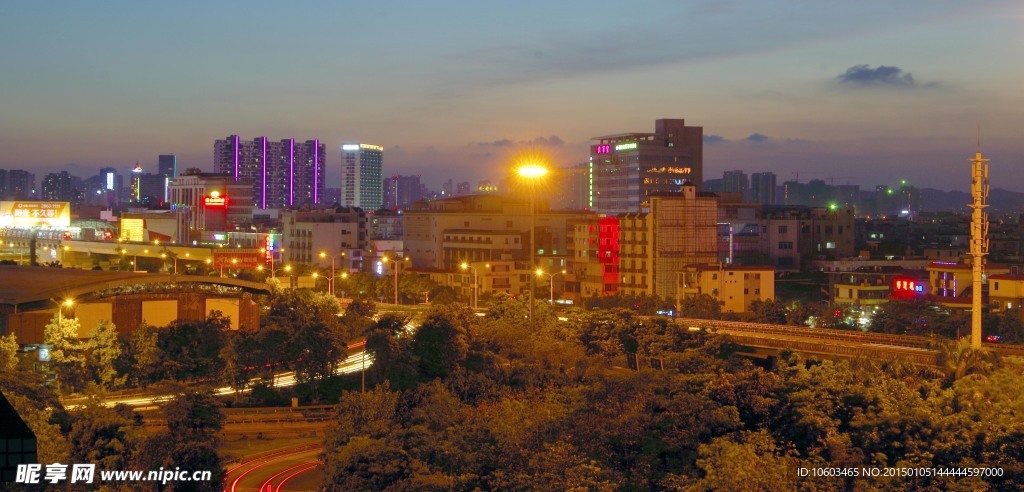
[
  {"x1": 674, "y1": 318, "x2": 1024, "y2": 366},
  {"x1": 0, "y1": 265, "x2": 270, "y2": 310}
]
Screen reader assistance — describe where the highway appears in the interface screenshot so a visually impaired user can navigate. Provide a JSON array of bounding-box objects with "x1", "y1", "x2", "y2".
[
  {"x1": 224, "y1": 443, "x2": 323, "y2": 492},
  {"x1": 63, "y1": 342, "x2": 373, "y2": 410}
]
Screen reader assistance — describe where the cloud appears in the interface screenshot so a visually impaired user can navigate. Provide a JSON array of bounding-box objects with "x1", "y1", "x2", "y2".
[
  {"x1": 745, "y1": 133, "x2": 769, "y2": 142},
  {"x1": 703, "y1": 134, "x2": 727, "y2": 143},
  {"x1": 470, "y1": 135, "x2": 565, "y2": 148},
  {"x1": 837, "y1": 64, "x2": 918, "y2": 87}
]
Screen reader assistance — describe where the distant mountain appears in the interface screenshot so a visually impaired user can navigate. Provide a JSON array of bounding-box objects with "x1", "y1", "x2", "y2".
[{"x1": 919, "y1": 188, "x2": 1024, "y2": 215}]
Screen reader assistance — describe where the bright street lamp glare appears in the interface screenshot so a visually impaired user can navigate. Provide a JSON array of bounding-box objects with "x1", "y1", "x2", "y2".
[
  {"x1": 63, "y1": 299, "x2": 74, "y2": 307},
  {"x1": 517, "y1": 164, "x2": 548, "y2": 178},
  {"x1": 460, "y1": 262, "x2": 468, "y2": 269},
  {"x1": 536, "y1": 268, "x2": 544, "y2": 276}
]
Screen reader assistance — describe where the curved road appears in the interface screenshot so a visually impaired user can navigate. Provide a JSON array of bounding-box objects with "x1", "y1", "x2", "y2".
[{"x1": 225, "y1": 443, "x2": 324, "y2": 492}]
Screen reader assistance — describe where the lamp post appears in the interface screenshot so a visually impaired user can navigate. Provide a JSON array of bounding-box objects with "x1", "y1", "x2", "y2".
[
  {"x1": 536, "y1": 268, "x2": 567, "y2": 304},
  {"x1": 460, "y1": 262, "x2": 479, "y2": 309},
  {"x1": 319, "y1": 251, "x2": 336, "y2": 297},
  {"x1": 517, "y1": 164, "x2": 548, "y2": 332},
  {"x1": 51, "y1": 298, "x2": 74, "y2": 323},
  {"x1": 382, "y1": 256, "x2": 409, "y2": 304}
]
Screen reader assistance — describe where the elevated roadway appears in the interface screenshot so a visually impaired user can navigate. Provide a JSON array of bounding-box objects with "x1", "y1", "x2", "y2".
[{"x1": 675, "y1": 318, "x2": 1024, "y2": 366}]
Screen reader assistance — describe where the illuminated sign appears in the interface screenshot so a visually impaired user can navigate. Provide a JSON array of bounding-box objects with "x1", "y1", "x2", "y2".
[
  {"x1": 264, "y1": 235, "x2": 275, "y2": 265},
  {"x1": 615, "y1": 142, "x2": 638, "y2": 151},
  {"x1": 342, "y1": 144, "x2": 360, "y2": 151},
  {"x1": 0, "y1": 201, "x2": 72, "y2": 227},
  {"x1": 121, "y1": 218, "x2": 145, "y2": 242},
  {"x1": 891, "y1": 276, "x2": 925, "y2": 299},
  {"x1": 211, "y1": 233, "x2": 227, "y2": 241},
  {"x1": 105, "y1": 172, "x2": 115, "y2": 191},
  {"x1": 648, "y1": 166, "x2": 692, "y2": 174},
  {"x1": 213, "y1": 251, "x2": 263, "y2": 269},
  {"x1": 38, "y1": 346, "x2": 51, "y2": 362},
  {"x1": 360, "y1": 144, "x2": 384, "y2": 151},
  {"x1": 595, "y1": 144, "x2": 611, "y2": 154},
  {"x1": 203, "y1": 195, "x2": 228, "y2": 207}
]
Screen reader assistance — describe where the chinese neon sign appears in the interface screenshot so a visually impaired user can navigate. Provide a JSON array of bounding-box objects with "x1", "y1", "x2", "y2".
[
  {"x1": 615, "y1": 142, "x2": 637, "y2": 151},
  {"x1": 595, "y1": 144, "x2": 611, "y2": 154}
]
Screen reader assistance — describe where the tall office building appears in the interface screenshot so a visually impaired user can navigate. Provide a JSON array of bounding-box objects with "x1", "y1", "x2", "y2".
[
  {"x1": 340, "y1": 143, "x2": 383, "y2": 210},
  {"x1": 158, "y1": 154, "x2": 177, "y2": 178},
  {"x1": 214, "y1": 136, "x2": 326, "y2": 209},
  {"x1": 590, "y1": 118, "x2": 703, "y2": 214},
  {"x1": 750, "y1": 172, "x2": 777, "y2": 205},
  {"x1": 159, "y1": 154, "x2": 177, "y2": 201}
]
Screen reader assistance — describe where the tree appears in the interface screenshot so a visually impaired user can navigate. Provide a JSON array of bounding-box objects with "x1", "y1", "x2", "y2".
[
  {"x1": 44, "y1": 314, "x2": 88, "y2": 393},
  {"x1": 678, "y1": 294, "x2": 723, "y2": 320},
  {"x1": 686, "y1": 431, "x2": 798, "y2": 491},
  {"x1": 155, "y1": 314, "x2": 229, "y2": 382},
  {"x1": 939, "y1": 338, "x2": 999, "y2": 383},
  {"x1": 164, "y1": 391, "x2": 225, "y2": 444},
  {"x1": 0, "y1": 332, "x2": 18, "y2": 371},
  {"x1": 120, "y1": 323, "x2": 162, "y2": 386},
  {"x1": 411, "y1": 305, "x2": 473, "y2": 379},
  {"x1": 364, "y1": 314, "x2": 418, "y2": 390},
  {"x1": 749, "y1": 299, "x2": 788, "y2": 325},
  {"x1": 86, "y1": 320, "x2": 125, "y2": 389},
  {"x1": 69, "y1": 402, "x2": 140, "y2": 471}
]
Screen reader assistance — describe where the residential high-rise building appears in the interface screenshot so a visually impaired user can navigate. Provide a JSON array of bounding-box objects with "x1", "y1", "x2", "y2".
[
  {"x1": 214, "y1": 135, "x2": 326, "y2": 209},
  {"x1": 750, "y1": 172, "x2": 777, "y2": 205},
  {"x1": 618, "y1": 185, "x2": 718, "y2": 301},
  {"x1": 590, "y1": 118, "x2": 703, "y2": 214},
  {"x1": 383, "y1": 174, "x2": 426, "y2": 210},
  {"x1": 340, "y1": 143, "x2": 383, "y2": 210},
  {"x1": 41, "y1": 171, "x2": 75, "y2": 202},
  {"x1": 5, "y1": 170, "x2": 35, "y2": 200},
  {"x1": 722, "y1": 170, "x2": 749, "y2": 199}
]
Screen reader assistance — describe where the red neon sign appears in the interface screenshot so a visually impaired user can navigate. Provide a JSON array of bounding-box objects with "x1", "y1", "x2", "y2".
[
  {"x1": 891, "y1": 276, "x2": 925, "y2": 299},
  {"x1": 595, "y1": 144, "x2": 611, "y2": 154},
  {"x1": 204, "y1": 196, "x2": 228, "y2": 207}
]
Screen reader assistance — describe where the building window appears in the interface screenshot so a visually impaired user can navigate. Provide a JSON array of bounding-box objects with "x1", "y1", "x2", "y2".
[
  {"x1": 994, "y1": 281, "x2": 999, "y2": 290},
  {"x1": 744, "y1": 288, "x2": 749, "y2": 294},
  {"x1": 778, "y1": 241, "x2": 794, "y2": 250},
  {"x1": 778, "y1": 225, "x2": 788, "y2": 234},
  {"x1": 755, "y1": 288, "x2": 760, "y2": 295}
]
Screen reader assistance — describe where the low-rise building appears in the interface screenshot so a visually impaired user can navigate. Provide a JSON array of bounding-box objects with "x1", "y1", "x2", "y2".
[{"x1": 678, "y1": 264, "x2": 775, "y2": 313}]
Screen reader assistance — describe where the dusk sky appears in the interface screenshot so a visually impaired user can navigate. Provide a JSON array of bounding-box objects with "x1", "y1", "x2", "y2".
[{"x1": 2, "y1": 1, "x2": 1022, "y2": 192}]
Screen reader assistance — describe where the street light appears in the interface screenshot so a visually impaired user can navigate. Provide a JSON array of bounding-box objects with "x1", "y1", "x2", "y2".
[
  {"x1": 460, "y1": 262, "x2": 489, "y2": 309},
  {"x1": 517, "y1": 162, "x2": 548, "y2": 332},
  {"x1": 536, "y1": 268, "x2": 567, "y2": 304},
  {"x1": 51, "y1": 298, "x2": 74, "y2": 322},
  {"x1": 382, "y1": 256, "x2": 409, "y2": 304},
  {"x1": 319, "y1": 251, "x2": 337, "y2": 297}
]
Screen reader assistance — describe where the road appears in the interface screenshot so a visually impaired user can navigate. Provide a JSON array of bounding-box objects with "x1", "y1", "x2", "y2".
[
  {"x1": 64, "y1": 343, "x2": 373, "y2": 410},
  {"x1": 224, "y1": 443, "x2": 324, "y2": 492}
]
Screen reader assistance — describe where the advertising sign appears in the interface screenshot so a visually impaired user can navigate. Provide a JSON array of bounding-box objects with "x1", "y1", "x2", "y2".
[
  {"x1": 212, "y1": 251, "x2": 263, "y2": 269},
  {"x1": 0, "y1": 202, "x2": 71, "y2": 227}
]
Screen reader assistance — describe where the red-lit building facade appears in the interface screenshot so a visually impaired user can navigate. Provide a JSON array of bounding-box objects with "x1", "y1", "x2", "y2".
[{"x1": 567, "y1": 216, "x2": 620, "y2": 301}]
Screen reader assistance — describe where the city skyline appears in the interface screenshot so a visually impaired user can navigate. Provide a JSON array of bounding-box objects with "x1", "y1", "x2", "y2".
[{"x1": 2, "y1": 1, "x2": 1023, "y2": 192}]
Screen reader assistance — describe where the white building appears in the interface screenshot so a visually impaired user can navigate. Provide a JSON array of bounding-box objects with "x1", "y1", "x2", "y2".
[{"x1": 340, "y1": 143, "x2": 383, "y2": 210}]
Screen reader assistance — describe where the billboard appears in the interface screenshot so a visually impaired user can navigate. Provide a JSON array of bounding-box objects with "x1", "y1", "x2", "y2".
[
  {"x1": 0, "y1": 202, "x2": 71, "y2": 227},
  {"x1": 212, "y1": 251, "x2": 263, "y2": 269}
]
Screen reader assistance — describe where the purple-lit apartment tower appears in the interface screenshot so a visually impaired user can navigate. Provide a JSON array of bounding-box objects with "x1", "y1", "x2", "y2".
[{"x1": 214, "y1": 136, "x2": 326, "y2": 209}]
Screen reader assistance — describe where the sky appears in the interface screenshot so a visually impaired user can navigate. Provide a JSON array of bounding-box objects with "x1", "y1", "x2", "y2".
[{"x1": 2, "y1": 1, "x2": 1023, "y2": 192}]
